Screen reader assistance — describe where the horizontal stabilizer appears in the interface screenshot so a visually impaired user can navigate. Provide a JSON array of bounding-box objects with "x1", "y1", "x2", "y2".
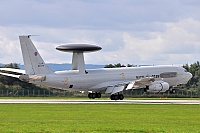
[
  {"x1": 0, "y1": 72, "x2": 20, "y2": 78},
  {"x1": 0, "y1": 68, "x2": 25, "y2": 74},
  {"x1": 0, "y1": 68, "x2": 24, "y2": 79}
]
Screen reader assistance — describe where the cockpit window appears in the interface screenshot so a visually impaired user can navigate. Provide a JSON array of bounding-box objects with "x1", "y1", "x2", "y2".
[{"x1": 160, "y1": 72, "x2": 177, "y2": 78}]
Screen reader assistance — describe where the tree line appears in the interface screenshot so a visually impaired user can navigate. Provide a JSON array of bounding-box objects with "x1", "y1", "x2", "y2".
[{"x1": 183, "y1": 61, "x2": 200, "y2": 89}]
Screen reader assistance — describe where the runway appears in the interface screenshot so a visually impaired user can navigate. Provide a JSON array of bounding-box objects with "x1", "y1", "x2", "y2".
[{"x1": 0, "y1": 99, "x2": 199, "y2": 104}]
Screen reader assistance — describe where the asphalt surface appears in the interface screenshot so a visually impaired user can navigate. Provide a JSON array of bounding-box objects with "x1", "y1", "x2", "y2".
[{"x1": 0, "y1": 99, "x2": 199, "y2": 104}]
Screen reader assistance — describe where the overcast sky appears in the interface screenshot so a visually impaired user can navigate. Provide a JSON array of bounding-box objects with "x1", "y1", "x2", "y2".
[{"x1": 0, "y1": 0, "x2": 200, "y2": 65}]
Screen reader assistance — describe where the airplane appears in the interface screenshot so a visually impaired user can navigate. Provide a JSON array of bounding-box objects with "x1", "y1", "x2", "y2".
[{"x1": 0, "y1": 35, "x2": 192, "y2": 100}]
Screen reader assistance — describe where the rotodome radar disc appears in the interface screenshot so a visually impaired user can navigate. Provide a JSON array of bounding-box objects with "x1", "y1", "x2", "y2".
[{"x1": 56, "y1": 44, "x2": 102, "y2": 53}]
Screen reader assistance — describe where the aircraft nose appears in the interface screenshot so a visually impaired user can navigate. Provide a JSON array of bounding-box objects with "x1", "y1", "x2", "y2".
[
  {"x1": 188, "y1": 72, "x2": 193, "y2": 79},
  {"x1": 185, "y1": 72, "x2": 192, "y2": 81},
  {"x1": 181, "y1": 72, "x2": 192, "y2": 84}
]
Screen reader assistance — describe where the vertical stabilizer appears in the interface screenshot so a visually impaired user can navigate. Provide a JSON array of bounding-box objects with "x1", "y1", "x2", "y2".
[{"x1": 19, "y1": 36, "x2": 53, "y2": 75}]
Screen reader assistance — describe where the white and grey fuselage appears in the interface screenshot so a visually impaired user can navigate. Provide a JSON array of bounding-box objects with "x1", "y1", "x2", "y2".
[{"x1": 30, "y1": 65, "x2": 192, "y2": 92}]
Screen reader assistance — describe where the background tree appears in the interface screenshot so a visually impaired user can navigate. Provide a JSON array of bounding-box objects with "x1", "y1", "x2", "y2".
[
  {"x1": 183, "y1": 61, "x2": 200, "y2": 89},
  {"x1": 3, "y1": 63, "x2": 20, "y2": 69}
]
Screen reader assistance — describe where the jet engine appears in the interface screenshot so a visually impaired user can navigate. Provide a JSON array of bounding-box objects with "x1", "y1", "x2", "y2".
[{"x1": 146, "y1": 81, "x2": 169, "y2": 93}]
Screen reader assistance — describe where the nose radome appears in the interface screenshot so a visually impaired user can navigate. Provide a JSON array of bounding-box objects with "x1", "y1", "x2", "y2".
[
  {"x1": 188, "y1": 72, "x2": 193, "y2": 79},
  {"x1": 182, "y1": 72, "x2": 192, "y2": 84},
  {"x1": 185, "y1": 72, "x2": 192, "y2": 81}
]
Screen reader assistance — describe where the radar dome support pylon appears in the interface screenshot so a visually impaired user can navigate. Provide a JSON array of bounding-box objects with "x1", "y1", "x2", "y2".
[{"x1": 56, "y1": 44, "x2": 102, "y2": 74}]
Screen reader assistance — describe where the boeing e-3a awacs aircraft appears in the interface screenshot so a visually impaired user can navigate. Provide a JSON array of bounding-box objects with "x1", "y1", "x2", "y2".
[{"x1": 0, "y1": 36, "x2": 192, "y2": 100}]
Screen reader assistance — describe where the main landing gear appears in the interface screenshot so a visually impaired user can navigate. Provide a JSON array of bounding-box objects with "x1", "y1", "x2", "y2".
[
  {"x1": 88, "y1": 92, "x2": 101, "y2": 99},
  {"x1": 88, "y1": 92, "x2": 124, "y2": 100},
  {"x1": 110, "y1": 93, "x2": 124, "y2": 100}
]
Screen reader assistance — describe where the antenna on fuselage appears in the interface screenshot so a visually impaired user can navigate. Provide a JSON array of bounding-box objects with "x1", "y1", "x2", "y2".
[{"x1": 56, "y1": 44, "x2": 102, "y2": 74}]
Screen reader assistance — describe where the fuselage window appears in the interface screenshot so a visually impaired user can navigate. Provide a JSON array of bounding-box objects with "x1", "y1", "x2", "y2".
[{"x1": 160, "y1": 72, "x2": 177, "y2": 78}]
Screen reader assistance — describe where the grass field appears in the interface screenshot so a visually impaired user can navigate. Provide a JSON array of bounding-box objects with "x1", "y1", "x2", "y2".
[{"x1": 0, "y1": 104, "x2": 199, "y2": 133}]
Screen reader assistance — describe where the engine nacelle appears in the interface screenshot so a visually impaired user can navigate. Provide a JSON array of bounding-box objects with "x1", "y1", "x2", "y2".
[{"x1": 147, "y1": 82, "x2": 169, "y2": 93}]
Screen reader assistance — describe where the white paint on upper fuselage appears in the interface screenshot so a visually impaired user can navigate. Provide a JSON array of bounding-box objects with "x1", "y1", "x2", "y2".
[{"x1": 33, "y1": 65, "x2": 191, "y2": 92}]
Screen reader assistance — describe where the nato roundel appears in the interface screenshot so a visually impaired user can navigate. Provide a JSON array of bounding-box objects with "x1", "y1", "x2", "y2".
[{"x1": 56, "y1": 44, "x2": 102, "y2": 53}]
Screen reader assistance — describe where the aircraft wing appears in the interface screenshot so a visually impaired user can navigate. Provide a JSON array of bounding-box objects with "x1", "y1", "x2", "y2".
[
  {"x1": 90, "y1": 77, "x2": 155, "y2": 95},
  {"x1": 126, "y1": 77, "x2": 155, "y2": 90},
  {"x1": 0, "y1": 68, "x2": 25, "y2": 79}
]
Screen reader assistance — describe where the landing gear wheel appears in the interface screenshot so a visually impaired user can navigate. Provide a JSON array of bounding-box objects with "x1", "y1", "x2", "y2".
[
  {"x1": 88, "y1": 93, "x2": 93, "y2": 99},
  {"x1": 114, "y1": 95, "x2": 119, "y2": 100},
  {"x1": 96, "y1": 93, "x2": 101, "y2": 98},
  {"x1": 119, "y1": 94, "x2": 124, "y2": 100},
  {"x1": 110, "y1": 94, "x2": 124, "y2": 100},
  {"x1": 91, "y1": 93, "x2": 96, "y2": 99},
  {"x1": 88, "y1": 92, "x2": 101, "y2": 99},
  {"x1": 110, "y1": 94, "x2": 115, "y2": 100}
]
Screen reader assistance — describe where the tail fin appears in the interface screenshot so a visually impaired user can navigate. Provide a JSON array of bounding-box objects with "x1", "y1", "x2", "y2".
[{"x1": 19, "y1": 35, "x2": 54, "y2": 75}]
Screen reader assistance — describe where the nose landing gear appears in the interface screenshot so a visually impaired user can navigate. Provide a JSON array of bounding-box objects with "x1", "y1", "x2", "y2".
[{"x1": 169, "y1": 89, "x2": 176, "y2": 94}]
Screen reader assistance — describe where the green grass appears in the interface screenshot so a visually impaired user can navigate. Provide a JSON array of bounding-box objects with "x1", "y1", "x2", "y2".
[{"x1": 0, "y1": 104, "x2": 199, "y2": 133}]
